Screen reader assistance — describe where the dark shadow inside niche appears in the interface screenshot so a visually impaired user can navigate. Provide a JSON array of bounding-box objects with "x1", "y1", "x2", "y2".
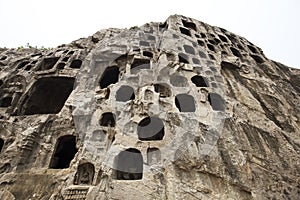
[
  {"x1": 100, "y1": 112, "x2": 116, "y2": 127},
  {"x1": 170, "y1": 74, "x2": 188, "y2": 87},
  {"x1": 237, "y1": 44, "x2": 245, "y2": 51},
  {"x1": 207, "y1": 44, "x2": 216, "y2": 52},
  {"x1": 208, "y1": 93, "x2": 225, "y2": 111},
  {"x1": 209, "y1": 54, "x2": 216, "y2": 60},
  {"x1": 99, "y1": 66, "x2": 120, "y2": 89},
  {"x1": 57, "y1": 63, "x2": 65, "y2": 70},
  {"x1": 37, "y1": 57, "x2": 60, "y2": 71},
  {"x1": 116, "y1": 86, "x2": 135, "y2": 102},
  {"x1": 154, "y1": 84, "x2": 171, "y2": 97},
  {"x1": 113, "y1": 148, "x2": 143, "y2": 180},
  {"x1": 159, "y1": 21, "x2": 168, "y2": 29},
  {"x1": 182, "y1": 19, "x2": 197, "y2": 31},
  {"x1": 0, "y1": 80, "x2": 3, "y2": 87},
  {"x1": 221, "y1": 61, "x2": 238, "y2": 70},
  {"x1": 0, "y1": 138, "x2": 4, "y2": 152},
  {"x1": 18, "y1": 77, "x2": 74, "y2": 115},
  {"x1": 230, "y1": 47, "x2": 242, "y2": 58},
  {"x1": 131, "y1": 59, "x2": 150, "y2": 74},
  {"x1": 179, "y1": 27, "x2": 191, "y2": 37},
  {"x1": 200, "y1": 33, "x2": 206, "y2": 38},
  {"x1": 74, "y1": 163, "x2": 95, "y2": 185},
  {"x1": 137, "y1": 117, "x2": 164, "y2": 140},
  {"x1": 250, "y1": 55, "x2": 264, "y2": 64},
  {"x1": 248, "y1": 45, "x2": 258, "y2": 54},
  {"x1": 62, "y1": 57, "x2": 69, "y2": 62},
  {"x1": 183, "y1": 45, "x2": 195, "y2": 55},
  {"x1": 208, "y1": 39, "x2": 217, "y2": 45},
  {"x1": 213, "y1": 38, "x2": 221, "y2": 45},
  {"x1": 70, "y1": 59, "x2": 82, "y2": 69},
  {"x1": 0, "y1": 96, "x2": 12, "y2": 107},
  {"x1": 67, "y1": 51, "x2": 75, "y2": 55},
  {"x1": 0, "y1": 55, "x2": 7, "y2": 60},
  {"x1": 178, "y1": 53, "x2": 189, "y2": 64},
  {"x1": 221, "y1": 51, "x2": 228, "y2": 55},
  {"x1": 191, "y1": 75, "x2": 208, "y2": 87},
  {"x1": 143, "y1": 51, "x2": 153, "y2": 58},
  {"x1": 24, "y1": 65, "x2": 32, "y2": 71},
  {"x1": 49, "y1": 135, "x2": 77, "y2": 169},
  {"x1": 175, "y1": 94, "x2": 196, "y2": 112},
  {"x1": 197, "y1": 40, "x2": 205, "y2": 47},
  {"x1": 17, "y1": 61, "x2": 30, "y2": 69},
  {"x1": 147, "y1": 148, "x2": 161, "y2": 165},
  {"x1": 218, "y1": 34, "x2": 228, "y2": 43}
]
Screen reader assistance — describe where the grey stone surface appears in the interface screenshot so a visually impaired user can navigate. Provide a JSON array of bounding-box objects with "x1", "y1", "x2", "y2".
[{"x1": 0, "y1": 15, "x2": 299, "y2": 200}]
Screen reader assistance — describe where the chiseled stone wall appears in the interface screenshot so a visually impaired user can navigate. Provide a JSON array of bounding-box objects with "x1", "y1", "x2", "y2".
[{"x1": 0, "y1": 15, "x2": 299, "y2": 200}]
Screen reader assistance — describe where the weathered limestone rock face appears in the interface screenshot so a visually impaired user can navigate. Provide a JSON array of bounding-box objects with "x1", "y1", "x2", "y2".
[{"x1": 0, "y1": 15, "x2": 299, "y2": 200}]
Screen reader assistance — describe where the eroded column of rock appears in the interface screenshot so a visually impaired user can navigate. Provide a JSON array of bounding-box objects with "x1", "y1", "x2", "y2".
[{"x1": 0, "y1": 15, "x2": 299, "y2": 200}]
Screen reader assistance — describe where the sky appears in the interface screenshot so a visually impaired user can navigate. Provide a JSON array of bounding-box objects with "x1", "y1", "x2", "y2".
[{"x1": 1, "y1": 0, "x2": 299, "y2": 69}]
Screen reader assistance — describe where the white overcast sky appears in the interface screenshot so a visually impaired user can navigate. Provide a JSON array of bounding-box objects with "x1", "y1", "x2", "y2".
[{"x1": 1, "y1": 0, "x2": 299, "y2": 69}]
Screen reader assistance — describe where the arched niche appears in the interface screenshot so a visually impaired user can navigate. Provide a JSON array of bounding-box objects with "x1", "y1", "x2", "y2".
[
  {"x1": 130, "y1": 58, "x2": 150, "y2": 74},
  {"x1": 154, "y1": 84, "x2": 171, "y2": 98},
  {"x1": 137, "y1": 117, "x2": 164, "y2": 140},
  {"x1": 49, "y1": 135, "x2": 78, "y2": 169},
  {"x1": 113, "y1": 148, "x2": 143, "y2": 180},
  {"x1": 99, "y1": 66, "x2": 120, "y2": 89},
  {"x1": 191, "y1": 75, "x2": 208, "y2": 87},
  {"x1": 74, "y1": 162, "x2": 95, "y2": 185},
  {"x1": 100, "y1": 112, "x2": 116, "y2": 127}
]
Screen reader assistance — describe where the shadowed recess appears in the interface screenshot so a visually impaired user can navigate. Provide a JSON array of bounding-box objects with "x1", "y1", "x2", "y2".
[
  {"x1": 49, "y1": 135, "x2": 78, "y2": 169},
  {"x1": 0, "y1": 96, "x2": 12, "y2": 107},
  {"x1": 113, "y1": 148, "x2": 143, "y2": 180},
  {"x1": 100, "y1": 112, "x2": 116, "y2": 127},
  {"x1": 0, "y1": 138, "x2": 4, "y2": 153},
  {"x1": 175, "y1": 94, "x2": 196, "y2": 112},
  {"x1": 191, "y1": 75, "x2": 208, "y2": 87},
  {"x1": 37, "y1": 57, "x2": 59, "y2": 71},
  {"x1": 99, "y1": 66, "x2": 120, "y2": 89},
  {"x1": 208, "y1": 93, "x2": 225, "y2": 111},
  {"x1": 116, "y1": 86, "x2": 135, "y2": 102},
  {"x1": 137, "y1": 117, "x2": 164, "y2": 140},
  {"x1": 18, "y1": 77, "x2": 74, "y2": 115}
]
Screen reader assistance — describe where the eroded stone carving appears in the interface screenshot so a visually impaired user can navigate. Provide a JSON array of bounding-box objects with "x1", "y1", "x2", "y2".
[{"x1": 0, "y1": 15, "x2": 299, "y2": 200}]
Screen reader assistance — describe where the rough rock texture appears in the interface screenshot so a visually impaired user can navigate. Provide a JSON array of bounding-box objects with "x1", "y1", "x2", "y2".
[{"x1": 0, "y1": 15, "x2": 299, "y2": 200}]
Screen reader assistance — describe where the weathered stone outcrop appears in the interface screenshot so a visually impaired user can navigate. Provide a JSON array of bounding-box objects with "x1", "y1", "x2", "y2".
[{"x1": 0, "y1": 15, "x2": 299, "y2": 200}]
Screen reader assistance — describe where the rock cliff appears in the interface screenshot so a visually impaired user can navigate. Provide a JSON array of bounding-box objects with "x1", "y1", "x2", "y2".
[{"x1": 0, "y1": 15, "x2": 299, "y2": 200}]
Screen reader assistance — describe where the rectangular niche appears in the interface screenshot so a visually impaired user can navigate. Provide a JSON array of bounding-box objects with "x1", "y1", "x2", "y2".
[
  {"x1": 37, "y1": 57, "x2": 59, "y2": 71},
  {"x1": 18, "y1": 77, "x2": 75, "y2": 115}
]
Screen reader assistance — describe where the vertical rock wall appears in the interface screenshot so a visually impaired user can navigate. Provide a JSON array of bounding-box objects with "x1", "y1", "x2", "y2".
[{"x1": 0, "y1": 15, "x2": 299, "y2": 200}]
